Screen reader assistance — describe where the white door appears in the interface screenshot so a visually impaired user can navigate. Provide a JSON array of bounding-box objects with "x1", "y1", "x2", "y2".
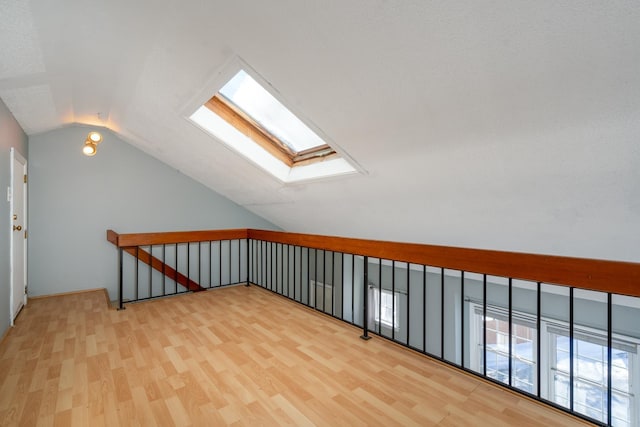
[{"x1": 10, "y1": 148, "x2": 27, "y2": 323}]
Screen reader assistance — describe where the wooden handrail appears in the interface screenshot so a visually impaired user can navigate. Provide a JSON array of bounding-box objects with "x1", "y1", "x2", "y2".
[
  {"x1": 107, "y1": 230, "x2": 205, "y2": 292},
  {"x1": 109, "y1": 229, "x2": 249, "y2": 247},
  {"x1": 249, "y1": 230, "x2": 640, "y2": 297},
  {"x1": 106, "y1": 229, "x2": 640, "y2": 298},
  {"x1": 122, "y1": 246, "x2": 204, "y2": 292}
]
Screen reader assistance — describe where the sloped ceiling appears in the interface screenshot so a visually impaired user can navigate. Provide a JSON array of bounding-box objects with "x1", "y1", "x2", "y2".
[{"x1": 1, "y1": 1, "x2": 639, "y2": 261}]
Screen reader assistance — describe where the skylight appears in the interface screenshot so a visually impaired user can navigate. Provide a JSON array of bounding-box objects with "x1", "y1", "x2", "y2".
[
  {"x1": 219, "y1": 70, "x2": 325, "y2": 153},
  {"x1": 189, "y1": 66, "x2": 358, "y2": 183}
]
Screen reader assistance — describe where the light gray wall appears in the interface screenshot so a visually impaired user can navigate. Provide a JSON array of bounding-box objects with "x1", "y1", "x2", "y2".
[
  {"x1": 0, "y1": 98, "x2": 28, "y2": 339},
  {"x1": 28, "y1": 125, "x2": 278, "y2": 299}
]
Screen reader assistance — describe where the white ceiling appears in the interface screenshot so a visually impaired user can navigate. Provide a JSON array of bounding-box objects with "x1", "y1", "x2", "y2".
[{"x1": 1, "y1": 1, "x2": 639, "y2": 261}]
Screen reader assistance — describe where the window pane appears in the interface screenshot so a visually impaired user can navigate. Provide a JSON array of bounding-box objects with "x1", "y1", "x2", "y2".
[
  {"x1": 486, "y1": 276, "x2": 510, "y2": 385},
  {"x1": 573, "y1": 289, "x2": 608, "y2": 424},
  {"x1": 540, "y1": 283, "x2": 570, "y2": 408},
  {"x1": 512, "y1": 279, "x2": 538, "y2": 395},
  {"x1": 612, "y1": 294, "x2": 639, "y2": 427},
  {"x1": 380, "y1": 260, "x2": 393, "y2": 338},
  {"x1": 219, "y1": 70, "x2": 326, "y2": 153}
]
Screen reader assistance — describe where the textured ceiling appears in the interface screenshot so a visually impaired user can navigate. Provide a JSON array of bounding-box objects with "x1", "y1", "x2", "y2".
[{"x1": 1, "y1": 0, "x2": 639, "y2": 261}]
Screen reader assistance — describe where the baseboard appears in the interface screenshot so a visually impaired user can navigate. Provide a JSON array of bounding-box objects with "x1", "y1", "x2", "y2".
[{"x1": 29, "y1": 288, "x2": 112, "y2": 308}]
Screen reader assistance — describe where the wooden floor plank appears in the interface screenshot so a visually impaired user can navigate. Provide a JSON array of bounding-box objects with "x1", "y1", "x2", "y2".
[{"x1": 0, "y1": 286, "x2": 593, "y2": 426}]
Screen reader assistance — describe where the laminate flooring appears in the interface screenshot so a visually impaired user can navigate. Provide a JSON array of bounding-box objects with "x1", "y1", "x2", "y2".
[{"x1": 0, "y1": 285, "x2": 592, "y2": 426}]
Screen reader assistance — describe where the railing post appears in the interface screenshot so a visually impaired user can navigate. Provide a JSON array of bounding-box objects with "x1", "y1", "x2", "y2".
[
  {"x1": 246, "y1": 237, "x2": 250, "y2": 286},
  {"x1": 360, "y1": 255, "x2": 371, "y2": 340},
  {"x1": 118, "y1": 247, "x2": 125, "y2": 310}
]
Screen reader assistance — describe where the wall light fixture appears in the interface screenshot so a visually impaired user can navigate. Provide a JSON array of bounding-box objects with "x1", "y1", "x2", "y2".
[{"x1": 82, "y1": 131, "x2": 103, "y2": 156}]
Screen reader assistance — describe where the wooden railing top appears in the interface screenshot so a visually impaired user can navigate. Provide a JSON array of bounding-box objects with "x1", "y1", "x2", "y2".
[
  {"x1": 248, "y1": 230, "x2": 640, "y2": 297},
  {"x1": 107, "y1": 229, "x2": 640, "y2": 298},
  {"x1": 107, "y1": 228, "x2": 249, "y2": 246}
]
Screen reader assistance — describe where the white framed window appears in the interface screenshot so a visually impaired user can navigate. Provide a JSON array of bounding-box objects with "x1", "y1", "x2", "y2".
[
  {"x1": 309, "y1": 280, "x2": 333, "y2": 314},
  {"x1": 372, "y1": 288, "x2": 399, "y2": 330},
  {"x1": 469, "y1": 304, "x2": 537, "y2": 393},
  {"x1": 544, "y1": 324, "x2": 637, "y2": 426},
  {"x1": 470, "y1": 302, "x2": 639, "y2": 426}
]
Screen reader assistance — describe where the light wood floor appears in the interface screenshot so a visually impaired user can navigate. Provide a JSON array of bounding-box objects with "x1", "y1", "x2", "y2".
[{"x1": 0, "y1": 285, "x2": 592, "y2": 426}]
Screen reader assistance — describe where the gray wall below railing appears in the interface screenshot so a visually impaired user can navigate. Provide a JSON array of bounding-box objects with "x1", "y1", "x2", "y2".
[
  {"x1": 252, "y1": 246, "x2": 640, "y2": 364},
  {"x1": 28, "y1": 125, "x2": 279, "y2": 300}
]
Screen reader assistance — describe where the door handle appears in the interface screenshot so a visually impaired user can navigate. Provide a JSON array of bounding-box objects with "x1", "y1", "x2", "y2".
[{"x1": 13, "y1": 225, "x2": 22, "y2": 231}]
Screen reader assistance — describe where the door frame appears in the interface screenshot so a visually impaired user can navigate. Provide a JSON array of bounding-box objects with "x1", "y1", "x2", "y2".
[{"x1": 9, "y1": 147, "x2": 27, "y2": 325}]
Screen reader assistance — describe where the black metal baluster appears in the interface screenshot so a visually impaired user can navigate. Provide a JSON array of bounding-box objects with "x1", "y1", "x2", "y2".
[
  {"x1": 333, "y1": 252, "x2": 337, "y2": 317},
  {"x1": 392, "y1": 260, "x2": 395, "y2": 341},
  {"x1": 406, "y1": 263, "x2": 410, "y2": 347},
  {"x1": 341, "y1": 253, "x2": 345, "y2": 321},
  {"x1": 569, "y1": 287, "x2": 574, "y2": 411},
  {"x1": 607, "y1": 293, "x2": 612, "y2": 426},
  {"x1": 360, "y1": 256, "x2": 370, "y2": 340},
  {"x1": 307, "y1": 248, "x2": 310, "y2": 306},
  {"x1": 162, "y1": 244, "x2": 166, "y2": 296},
  {"x1": 149, "y1": 245, "x2": 152, "y2": 299},
  {"x1": 352, "y1": 255, "x2": 355, "y2": 325},
  {"x1": 187, "y1": 242, "x2": 190, "y2": 293},
  {"x1": 246, "y1": 238, "x2": 250, "y2": 286},
  {"x1": 135, "y1": 246, "x2": 139, "y2": 301},
  {"x1": 219, "y1": 240, "x2": 222, "y2": 287},
  {"x1": 279, "y1": 244, "x2": 282, "y2": 294},
  {"x1": 258, "y1": 241, "x2": 262, "y2": 286},
  {"x1": 483, "y1": 275, "x2": 487, "y2": 377},
  {"x1": 209, "y1": 240, "x2": 213, "y2": 288},
  {"x1": 423, "y1": 266, "x2": 426, "y2": 353},
  {"x1": 461, "y1": 271, "x2": 464, "y2": 367},
  {"x1": 174, "y1": 243, "x2": 178, "y2": 294},
  {"x1": 378, "y1": 259, "x2": 382, "y2": 334},
  {"x1": 325, "y1": 251, "x2": 336, "y2": 316},
  {"x1": 198, "y1": 242, "x2": 201, "y2": 289},
  {"x1": 118, "y1": 247, "x2": 124, "y2": 310},
  {"x1": 508, "y1": 278, "x2": 512, "y2": 386},
  {"x1": 288, "y1": 245, "x2": 292, "y2": 297},
  {"x1": 440, "y1": 267, "x2": 444, "y2": 359},
  {"x1": 536, "y1": 282, "x2": 541, "y2": 398},
  {"x1": 322, "y1": 250, "x2": 326, "y2": 312},
  {"x1": 228, "y1": 239, "x2": 232, "y2": 286},
  {"x1": 264, "y1": 242, "x2": 267, "y2": 288}
]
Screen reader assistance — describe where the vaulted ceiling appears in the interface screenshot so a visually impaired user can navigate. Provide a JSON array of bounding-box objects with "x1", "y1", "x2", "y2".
[{"x1": 1, "y1": 1, "x2": 639, "y2": 261}]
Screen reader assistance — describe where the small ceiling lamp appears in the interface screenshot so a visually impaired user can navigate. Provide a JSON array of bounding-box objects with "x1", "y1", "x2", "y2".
[{"x1": 82, "y1": 131, "x2": 103, "y2": 156}]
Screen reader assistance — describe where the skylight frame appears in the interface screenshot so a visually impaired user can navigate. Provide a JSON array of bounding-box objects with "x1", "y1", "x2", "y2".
[
  {"x1": 210, "y1": 69, "x2": 337, "y2": 167},
  {"x1": 187, "y1": 58, "x2": 361, "y2": 184},
  {"x1": 205, "y1": 94, "x2": 338, "y2": 168}
]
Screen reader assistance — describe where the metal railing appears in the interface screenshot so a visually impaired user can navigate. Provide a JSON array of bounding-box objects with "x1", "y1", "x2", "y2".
[
  {"x1": 108, "y1": 229, "x2": 249, "y2": 309},
  {"x1": 109, "y1": 228, "x2": 640, "y2": 426}
]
